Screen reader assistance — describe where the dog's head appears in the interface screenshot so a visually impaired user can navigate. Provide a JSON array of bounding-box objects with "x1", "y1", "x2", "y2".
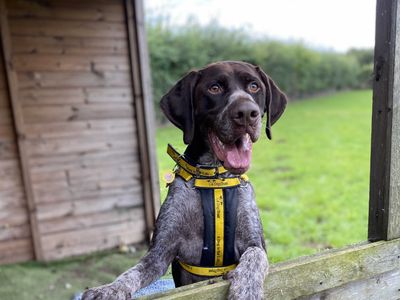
[{"x1": 161, "y1": 61, "x2": 287, "y2": 174}]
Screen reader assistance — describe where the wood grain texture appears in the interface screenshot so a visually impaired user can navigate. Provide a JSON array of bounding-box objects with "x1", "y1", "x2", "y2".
[
  {"x1": 140, "y1": 239, "x2": 400, "y2": 300},
  {"x1": 388, "y1": 0, "x2": 400, "y2": 240},
  {"x1": 0, "y1": 0, "x2": 150, "y2": 262},
  {"x1": 0, "y1": 0, "x2": 36, "y2": 262},
  {"x1": 306, "y1": 269, "x2": 400, "y2": 300},
  {"x1": 124, "y1": 0, "x2": 159, "y2": 240},
  {"x1": 369, "y1": 0, "x2": 400, "y2": 241}
]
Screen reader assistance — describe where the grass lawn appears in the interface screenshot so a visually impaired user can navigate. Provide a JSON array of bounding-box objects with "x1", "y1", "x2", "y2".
[{"x1": 0, "y1": 90, "x2": 372, "y2": 299}]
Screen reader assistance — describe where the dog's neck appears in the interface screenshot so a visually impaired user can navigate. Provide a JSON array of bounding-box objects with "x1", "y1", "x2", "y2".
[{"x1": 184, "y1": 139, "x2": 221, "y2": 167}]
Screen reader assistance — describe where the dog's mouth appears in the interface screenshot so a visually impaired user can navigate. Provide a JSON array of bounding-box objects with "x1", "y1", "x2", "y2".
[{"x1": 208, "y1": 131, "x2": 252, "y2": 174}]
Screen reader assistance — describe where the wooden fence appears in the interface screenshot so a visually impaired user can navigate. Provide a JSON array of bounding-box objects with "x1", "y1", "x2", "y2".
[{"x1": 0, "y1": 0, "x2": 159, "y2": 263}]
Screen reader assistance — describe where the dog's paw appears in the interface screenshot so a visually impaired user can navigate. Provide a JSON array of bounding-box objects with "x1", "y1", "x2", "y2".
[
  {"x1": 81, "y1": 282, "x2": 131, "y2": 300},
  {"x1": 226, "y1": 265, "x2": 264, "y2": 300}
]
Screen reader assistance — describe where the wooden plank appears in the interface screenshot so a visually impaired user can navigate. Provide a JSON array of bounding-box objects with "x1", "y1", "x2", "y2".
[
  {"x1": 17, "y1": 71, "x2": 131, "y2": 89},
  {"x1": 0, "y1": 238, "x2": 33, "y2": 264},
  {"x1": 306, "y1": 269, "x2": 400, "y2": 300},
  {"x1": 36, "y1": 193, "x2": 143, "y2": 221},
  {"x1": 22, "y1": 103, "x2": 134, "y2": 123},
  {"x1": 39, "y1": 207, "x2": 144, "y2": 235},
  {"x1": 7, "y1": 0, "x2": 124, "y2": 22},
  {"x1": 11, "y1": 36, "x2": 128, "y2": 55},
  {"x1": 26, "y1": 133, "x2": 136, "y2": 157},
  {"x1": 141, "y1": 239, "x2": 400, "y2": 300},
  {"x1": 33, "y1": 180, "x2": 142, "y2": 204},
  {"x1": 0, "y1": 0, "x2": 42, "y2": 259},
  {"x1": 19, "y1": 87, "x2": 133, "y2": 106},
  {"x1": 388, "y1": 0, "x2": 400, "y2": 241},
  {"x1": 13, "y1": 54, "x2": 129, "y2": 72},
  {"x1": 9, "y1": 19, "x2": 127, "y2": 38},
  {"x1": 369, "y1": 0, "x2": 400, "y2": 241},
  {"x1": 0, "y1": 89, "x2": 10, "y2": 107},
  {"x1": 0, "y1": 141, "x2": 18, "y2": 159},
  {"x1": 0, "y1": 223, "x2": 31, "y2": 241},
  {"x1": 23, "y1": 119, "x2": 135, "y2": 139},
  {"x1": 29, "y1": 148, "x2": 137, "y2": 173},
  {"x1": 0, "y1": 206, "x2": 29, "y2": 226},
  {"x1": 42, "y1": 223, "x2": 145, "y2": 261},
  {"x1": 124, "y1": 0, "x2": 160, "y2": 239},
  {"x1": 0, "y1": 188, "x2": 26, "y2": 208},
  {"x1": 41, "y1": 219, "x2": 145, "y2": 255}
]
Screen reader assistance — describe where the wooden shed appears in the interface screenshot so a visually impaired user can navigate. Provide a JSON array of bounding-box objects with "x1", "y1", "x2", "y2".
[{"x1": 0, "y1": 0, "x2": 159, "y2": 263}]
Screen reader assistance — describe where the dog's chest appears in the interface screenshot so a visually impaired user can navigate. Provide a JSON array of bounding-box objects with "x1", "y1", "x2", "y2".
[{"x1": 169, "y1": 178, "x2": 254, "y2": 265}]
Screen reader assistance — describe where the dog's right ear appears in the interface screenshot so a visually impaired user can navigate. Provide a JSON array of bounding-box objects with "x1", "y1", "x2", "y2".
[{"x1": 160, "y1": 71, "x2": 199, "y2": 145}]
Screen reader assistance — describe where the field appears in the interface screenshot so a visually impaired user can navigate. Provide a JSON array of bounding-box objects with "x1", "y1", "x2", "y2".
[{"x1": 0, "y1": 90, "x2": 372, "y2": 300}]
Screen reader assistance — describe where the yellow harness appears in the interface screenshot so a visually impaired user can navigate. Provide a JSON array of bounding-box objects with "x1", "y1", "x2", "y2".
[{"x1": 167, "y1": 144, "x2": 248, "y2": 277}]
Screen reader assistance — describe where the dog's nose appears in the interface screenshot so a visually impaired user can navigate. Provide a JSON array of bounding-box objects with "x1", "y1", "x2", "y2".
[{"x1": 231, "y1": 100, "x2": 260, "y2": 127}]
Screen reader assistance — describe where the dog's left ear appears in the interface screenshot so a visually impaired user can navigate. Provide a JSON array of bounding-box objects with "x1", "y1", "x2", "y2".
[
  {"x1": 160, "y1": 71, "x2": 199, "y2": 145},
  {"x1": 256, "y1": 66, "x2": 288, "y2": 140}
]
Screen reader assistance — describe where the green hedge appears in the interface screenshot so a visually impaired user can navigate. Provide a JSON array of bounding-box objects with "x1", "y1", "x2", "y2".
[{"x1": 147, "y1": 22, "x2": 373, "y2": 122}]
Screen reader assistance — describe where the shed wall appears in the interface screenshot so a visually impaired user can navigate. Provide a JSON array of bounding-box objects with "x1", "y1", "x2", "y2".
[
  {"x1": 0, "y1": 40, "x2": 33, "y2": 264},
  {"x1": 0, "y1": 0, "x2": 149, "y2": 262}
]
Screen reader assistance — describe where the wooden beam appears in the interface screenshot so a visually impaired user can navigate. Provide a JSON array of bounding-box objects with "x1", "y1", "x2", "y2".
[
  {"x1": 124, "y1": 0, "x2": 160, "y2": 239},
  {"x1": 369, "y1": 0, "x2": 400, "y2": 241},
  {"x1": 139, "y1": 239, "x2": 400, "y2": 299},
  {"x1": 0, "y1": 0, "x2": 43, "y2": 259}
]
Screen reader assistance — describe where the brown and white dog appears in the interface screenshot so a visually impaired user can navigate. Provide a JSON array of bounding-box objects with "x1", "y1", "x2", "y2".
[{"x1": 82, "y1": 61, "x2": 287, "y2": 300}]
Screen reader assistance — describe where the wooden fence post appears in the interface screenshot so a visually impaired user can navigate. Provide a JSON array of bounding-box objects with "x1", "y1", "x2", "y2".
[
  {"x1": 369, "y1": 0, "x2": 400, "y2": 241},
  {"x1": 124, "y1": 0, "x2": 160, "y2": 238}
]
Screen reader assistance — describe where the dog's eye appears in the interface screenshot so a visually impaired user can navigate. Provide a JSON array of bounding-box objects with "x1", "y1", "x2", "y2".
[
  {"x1": 248, "y1": 82, "x2": 260, "y2": 93},
  {"x1": 208, "y1": 84, "x2": 223, "y2": 94}
]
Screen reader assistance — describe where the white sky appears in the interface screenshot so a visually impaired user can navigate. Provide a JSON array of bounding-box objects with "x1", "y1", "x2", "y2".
[{"x1": 144, "y1": 0, "x2": 376, "y2": 52}]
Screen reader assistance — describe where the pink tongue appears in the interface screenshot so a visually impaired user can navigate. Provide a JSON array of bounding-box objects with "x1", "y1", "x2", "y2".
[
  {"x1": 224, "y1": 142, "x2": 252, "y2": 171},
  {"x1": 210, "y1": 133, "x2": 252, "y2": 173}
]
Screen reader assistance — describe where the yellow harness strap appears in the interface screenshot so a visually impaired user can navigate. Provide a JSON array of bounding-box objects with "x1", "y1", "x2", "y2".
[
  {"x1": 167, "y1": 144, "x2": 249, "y2": 277},
  {"x1": 167, "y1": 144, "x2": 227, "y2": 177},
  {"x1": 178, "y1": 260, "x2": 237, "y2": 277}
]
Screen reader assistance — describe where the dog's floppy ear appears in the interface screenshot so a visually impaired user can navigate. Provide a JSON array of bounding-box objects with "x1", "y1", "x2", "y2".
[
  {"x1": 160, "y1": 71, "x2": 199, "y2": 144},
  {"x1": 256, "y1": 66, "x2": 288, "y2": 140}
]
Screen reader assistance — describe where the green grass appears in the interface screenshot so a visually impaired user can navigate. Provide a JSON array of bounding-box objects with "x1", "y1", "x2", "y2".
[
  {"x1": 157, "y1": 90, "x2": 372, "y2": 262},
  {"x1": 0, "y1": 90, "x2": 372, "y2": 299}
]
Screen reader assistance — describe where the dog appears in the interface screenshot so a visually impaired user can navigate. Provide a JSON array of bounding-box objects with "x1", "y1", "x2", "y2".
[{"x1": 82, "y1": 61, "x2": 287, "y2": 300}]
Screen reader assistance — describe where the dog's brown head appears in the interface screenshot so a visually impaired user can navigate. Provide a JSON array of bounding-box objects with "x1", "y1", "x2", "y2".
[{"x1": 161, "y1": 61, "x2": 287, "y2": 174}]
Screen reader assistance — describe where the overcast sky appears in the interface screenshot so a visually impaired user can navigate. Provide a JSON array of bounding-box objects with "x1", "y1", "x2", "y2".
[{"x1": 144, "y1": 0, "x2": 376, "y2": 52}]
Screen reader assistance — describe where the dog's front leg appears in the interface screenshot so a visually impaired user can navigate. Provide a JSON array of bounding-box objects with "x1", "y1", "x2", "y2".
[
  {"x1": 82, "y1": 198, "x2": 181, "y2": 300},
  {"x1": 226, "y1": 246, "x2": 269, "y2": 300}
]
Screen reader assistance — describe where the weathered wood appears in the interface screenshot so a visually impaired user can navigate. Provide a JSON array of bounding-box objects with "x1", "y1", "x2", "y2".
[
  {"x1": 124, "y1": 0, "x2": 159, "y2": 239},
  {"x1": 33, "y1": 181, "x2": 142, "y2": 204},
  {"x1": 0, "y1": 0, "x2": 41, "y2": 259},
  {"x1": 9, "y1": 19, "x2": 126, "y2": 38},
  {"x1": 41, "y1": 219, "x2": 145, "y2": 260},
  {"x1": 26, "y1": 133, "x2": 136, "y2": 157},
  {"x1": 11, "y1": 36, "x2": 128, "y2": 55},
  {"x1": 22, "y1": 103, "x2": 134, "y2": 123},
  {"x1": 0, "y1": 223, "x2": 31, "y2": 241},
  {"x1": 13, "y1": 54, "x2": 129, "y2": 72},
  {"x1": 19, "y1": 87, "x2": 133, "y2": 106},
  {"x1": 306, "y1": 269, "x2": 400, "y2": 300},
  {"x1": 36, "y1": 193, "x2": 143, "y2": 221},
  {"x1": 369, "y1": 0, "x2": 400, "y2": 241},
  {"x1": 388, "y1": 0, "x2": 400, "y2": 241},
  {"x1": 38, "y1": 208, "x2": 144, "y2": 235},
  {"x1": 7, "y1": 0, "x2": 124, "y2": 22},
  {"x1": 141, "y1": 239, "x2": 400, "y2": 300},
  {"x1": 0, "y1": 238, "x2": 33, "y2": 264},
  {"x1": 17, "y1": 71, "x2": 131, "y2": 89}
]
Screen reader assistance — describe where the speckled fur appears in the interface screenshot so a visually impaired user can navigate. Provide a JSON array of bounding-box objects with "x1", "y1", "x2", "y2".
[{"x1": 82, "y1": 61, "x2": 288, "y2": 300}]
